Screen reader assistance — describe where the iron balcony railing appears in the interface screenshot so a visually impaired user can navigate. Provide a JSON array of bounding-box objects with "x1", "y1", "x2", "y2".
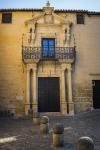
[{"x1": 22, "y1": 46, "x2": 76, "y2": 61}]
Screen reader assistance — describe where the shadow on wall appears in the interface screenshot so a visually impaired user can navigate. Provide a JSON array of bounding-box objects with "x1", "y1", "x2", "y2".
[{"x1": 0, "y1": 105, "x2": 14, "y2": 117}]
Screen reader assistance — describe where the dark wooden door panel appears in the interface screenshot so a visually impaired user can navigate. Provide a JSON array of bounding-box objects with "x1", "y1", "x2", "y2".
[
  {"x1": 38, "y1": 77, "x2": 60, "y2": 112},
  {"x1": 93, "y1": 80, "x2": 100, "y2": 109}
]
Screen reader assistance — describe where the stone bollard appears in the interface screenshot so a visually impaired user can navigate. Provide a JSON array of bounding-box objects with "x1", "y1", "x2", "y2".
[
  {"x1": 52, "y1": 123, "x2": 64, "y2": 147},
  {"x1": 40, "y1": 116, "x2": 49, "y2": 134},
  {"x1": 32, "y1": 112, "x2": 40, "y2": 125},
  {"x1": 77, "y1": 136, "x2": 94, "y2": 150}
]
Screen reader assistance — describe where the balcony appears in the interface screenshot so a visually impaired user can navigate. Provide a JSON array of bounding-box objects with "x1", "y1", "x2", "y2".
[{"x1": 22, "y1": 46, "x2": 76, "y2": 63}]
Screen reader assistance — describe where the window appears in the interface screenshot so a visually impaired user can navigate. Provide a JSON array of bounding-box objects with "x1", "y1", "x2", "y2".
[
  {"x1": 42, "y1": 38, "x2": 55, "y2": 58},
  {"x1": 2, "y1": 13, "x2": 12, "y2": 23},
  {"x1": 77, "y1": 14, "x2": 84, "y2": 24}
]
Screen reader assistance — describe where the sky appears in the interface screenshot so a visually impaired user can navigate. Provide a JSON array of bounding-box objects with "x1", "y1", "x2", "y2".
[{"x1": 0, "y1": 0, "x2": 100, "y2": 11}]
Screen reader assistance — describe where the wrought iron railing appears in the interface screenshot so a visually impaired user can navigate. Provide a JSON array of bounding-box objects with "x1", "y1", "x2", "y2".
[{"x1": 22, "y1": 46, "x2": 76, "y2": 61}]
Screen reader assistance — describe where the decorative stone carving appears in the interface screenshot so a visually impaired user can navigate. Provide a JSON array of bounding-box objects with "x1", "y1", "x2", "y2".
[
  {"x1": 25, "y1": 3, "x2": 73, "y2": 46},
  {"x1": 28, "y1": 22, "x2": 37, "y2": 44},
  {"x1": 45, "y1": 14, "x2": 53, "y2": 24},
  {"x1": 43, "y1": 1, "x2": 54, "y2": 24},
  {"x1": 46, "y1": 1, "x2": 50, "y2": 7},
  {"x1": 28, "y1": 28, "x2": 32, "y2": 43},
  {"x1": 32, "y1": 22, "x2": 37, "y2": 43},
  {"x1": 43, "y1": 1, "x2": 54, "y2": 15},
  {"x1": 64, "y1": 22, "x2": 72, "y2": 46}
]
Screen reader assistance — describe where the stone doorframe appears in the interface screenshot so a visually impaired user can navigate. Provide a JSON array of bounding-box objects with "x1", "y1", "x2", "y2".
[
  {"x1": 25, "y1": 62, "x2": 74, "y2": 116},
  {"x1": 61, "y1": 63, "x2": 74, "y2": 115}
]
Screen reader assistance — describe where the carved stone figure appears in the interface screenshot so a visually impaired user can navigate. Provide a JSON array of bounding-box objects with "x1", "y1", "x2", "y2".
[
  {"x1": 28, "y1": 22, "x2": 37, "y2": 44},
  {"x1": 64, "y1": 23, "x2": 72, "y2": 46}
]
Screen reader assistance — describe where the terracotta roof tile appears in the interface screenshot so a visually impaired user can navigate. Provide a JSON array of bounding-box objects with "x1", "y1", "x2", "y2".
[{"x1": 0, "y1": 8, "x2": 100, "y2": 15}]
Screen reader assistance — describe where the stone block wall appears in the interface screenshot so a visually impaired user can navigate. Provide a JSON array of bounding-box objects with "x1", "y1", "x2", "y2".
[{"x1": 73, "y1": 83, "x2": 93, "y2": 113}]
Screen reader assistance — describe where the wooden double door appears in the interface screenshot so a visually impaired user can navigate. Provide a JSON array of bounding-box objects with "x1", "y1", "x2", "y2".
[{"x1": 38, "y1": 77, "x2": 60, "y2": 112}]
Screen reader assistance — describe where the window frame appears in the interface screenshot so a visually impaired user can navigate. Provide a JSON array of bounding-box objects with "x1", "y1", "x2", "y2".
[
  {"x1": 2, "y1": 12, "x2": 12, "y2": 24},
  {"x1": 76, "y1": 13, "x2": 85, "y2": 25},
  {"x1": 41, "y1": 38, "x2": 55, "y2": 59}
]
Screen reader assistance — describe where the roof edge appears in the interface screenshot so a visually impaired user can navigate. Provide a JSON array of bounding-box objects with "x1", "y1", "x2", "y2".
[{"x1": 0, "y1": 8, "x2": 100, "y2": 15}]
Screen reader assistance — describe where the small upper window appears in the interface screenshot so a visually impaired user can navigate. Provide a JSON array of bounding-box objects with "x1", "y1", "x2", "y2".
[
  {"x1": 2, "y1": 13, "x2": 12, "y2": 23},
  {"x1": 77, "y1": 14, "x2": 84, "y2": 24}
]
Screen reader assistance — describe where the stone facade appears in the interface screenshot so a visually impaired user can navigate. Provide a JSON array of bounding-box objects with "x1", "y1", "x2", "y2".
[{"x1": 0, "y1": 3, "x2": 100, "y2": 116}]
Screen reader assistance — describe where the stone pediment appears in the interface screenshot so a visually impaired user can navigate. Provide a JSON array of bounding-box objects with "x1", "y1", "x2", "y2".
[
  {"x1": 25, "y1": 14, "x2": 44, "y2": 24},
  {"x1": 25, "y1": 1, "x2": 72, "y2": 25},
  {"x1": 25, "y1": 9, "x2": 68, "y2": 25}
]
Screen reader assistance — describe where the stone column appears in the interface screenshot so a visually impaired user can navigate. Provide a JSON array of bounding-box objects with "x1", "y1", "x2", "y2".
[
  {"x1": 25, "y1": 68, "x2": 30, "y2": 115},
  {"x1": 32, "y1": 63, "x2": 38, "y2": 112},
  {"x1": 61, "y1": 64, "x2": 67, "y2": 115},
  {"x1": 67, "y1": 65, "x2": 74, "y2": 115}
]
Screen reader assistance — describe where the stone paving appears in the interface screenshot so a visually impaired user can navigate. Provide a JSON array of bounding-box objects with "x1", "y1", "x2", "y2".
[{"x1": 0, "y1": 110, "x2": 100, "y2": 150}]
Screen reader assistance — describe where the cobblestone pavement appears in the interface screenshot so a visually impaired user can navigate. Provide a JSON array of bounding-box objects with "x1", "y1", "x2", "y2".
[{"x1": 0, "y1": 110, "x2": 100, "y2": 150}]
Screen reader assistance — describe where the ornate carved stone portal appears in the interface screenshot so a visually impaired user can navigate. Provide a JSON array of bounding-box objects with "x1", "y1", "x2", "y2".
[{"x1": 23, "y1": 2, "x2": 74, "y2": 116}]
